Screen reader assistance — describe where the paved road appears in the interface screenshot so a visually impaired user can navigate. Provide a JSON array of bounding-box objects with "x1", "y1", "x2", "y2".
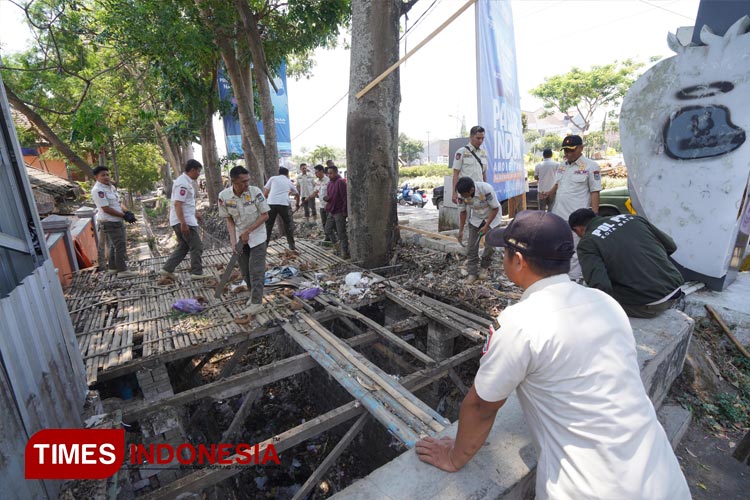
[{"x1": 397, "y1": 192, "x2": 440, "y2": 233}]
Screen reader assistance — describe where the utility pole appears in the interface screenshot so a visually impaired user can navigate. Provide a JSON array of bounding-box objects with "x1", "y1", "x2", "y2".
[{"x1": 426, "y1": 131, "x2": 431, "y2": 164}]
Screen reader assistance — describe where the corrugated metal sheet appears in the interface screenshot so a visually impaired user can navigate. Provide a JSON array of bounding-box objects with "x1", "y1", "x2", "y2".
[{"x1": 0, "y1": 259, "x2": 87, "y2": 498}]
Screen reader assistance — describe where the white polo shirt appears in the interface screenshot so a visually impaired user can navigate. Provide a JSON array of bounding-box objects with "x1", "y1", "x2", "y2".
[
  {"x1": 264, "y1": 175, "x2": 298, "y2": 206},
  {"x1": 314, "y1": 175, "x2": 329, "y2": 209},
  {"x1": 475, "y1": 274, "x2": 689, "y2": 500},
  {"x1": 452, "y1": 144, "x2": 487, "y2": 183},
  {"x1": 551, "y1": 156, "x2": 602, "y2": 220},
  {"x1": 169, "y1": 173, "x2": 199, "y2": 226},
  {"x1": 92, "y1": 181, "x2": 123, "y2": 222},
  {"x1": 534, "y1": 158, "x2": 559, "y2": 193},
  {"x1": 218, "y1": 186, "x2": 270, "y2": 248},
  {"x1": 457, "y1": 181, "x2": 502, "y2": 229},
  {"x1": 297, "y1": 172, "x2": 315, "y2": 198}
]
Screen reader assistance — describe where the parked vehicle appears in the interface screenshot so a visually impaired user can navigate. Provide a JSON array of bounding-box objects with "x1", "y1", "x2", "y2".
[
  {"x1": 398, "y1": 183, "x2": 427, "y2": 208},
  {"x1": 431, "y1": 182, "x2": 633, "y2": 216},
  {"x1": 597, "y1": 185, "x2": 633, "y2": 216}
]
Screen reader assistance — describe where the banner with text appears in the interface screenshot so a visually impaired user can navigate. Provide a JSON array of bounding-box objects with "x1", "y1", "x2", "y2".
[
  {"x1": 218, "y1": 61, "x2": 292, "y2": 158},
  {"x1": 476, "y1": 0, "x2": 525, "y2": 200}
]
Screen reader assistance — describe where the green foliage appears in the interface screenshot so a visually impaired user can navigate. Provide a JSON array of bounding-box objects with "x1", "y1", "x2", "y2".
[
  {"x1": 530, "y1": 59, "x2": 644, "y2": 132},
  {"x1": 521, "y1": 112, "x2": 528, "y2": 132},
  {"x1": 117, "y1": 143, "x2": 163, "y2": 193},
  {"x1": 398, "y1": 133, "x2": 424, "y2": 163},
  {"x1": 398, "y1": 164, "x2": 451, "y2": 178},
  {"x1": 309, "y1": 145, "x2": 337, "y2": 164}
]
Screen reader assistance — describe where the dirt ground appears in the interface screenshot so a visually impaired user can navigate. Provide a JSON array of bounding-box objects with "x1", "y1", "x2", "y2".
[{"x1": 129, "y1": 192, "x2": 750, "y2": 497}]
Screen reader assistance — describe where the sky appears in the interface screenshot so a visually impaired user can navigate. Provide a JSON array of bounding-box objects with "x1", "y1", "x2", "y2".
[{"x1": 0, "y1": 0, "x2": 702, "y2": 155}]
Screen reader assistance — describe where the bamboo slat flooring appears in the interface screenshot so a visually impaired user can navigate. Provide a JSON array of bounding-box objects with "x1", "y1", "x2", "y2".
[{"x1": 64, "y1": 239, "x2": 344, "y2": 385}]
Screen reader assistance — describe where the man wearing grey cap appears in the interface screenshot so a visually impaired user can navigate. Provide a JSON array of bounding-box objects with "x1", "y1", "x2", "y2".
[{"x1": 416, "y1": 211, "x2": 689, "y2": 500}]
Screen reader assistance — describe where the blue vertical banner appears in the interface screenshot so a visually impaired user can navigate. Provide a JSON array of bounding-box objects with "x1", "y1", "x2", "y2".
[
  {"x1": 476, "y1": 0, "x2": 525, "y2": 200},
  {"x1": 217, "y1": 68, "x2": 242, "y2": 156},
  {"x1": 217, "y1": 62, "x2": 292, "y2": 157}
]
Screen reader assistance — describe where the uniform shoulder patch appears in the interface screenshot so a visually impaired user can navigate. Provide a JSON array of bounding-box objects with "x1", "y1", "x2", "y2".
[
  {"x1": 255, "y1": 193, "x2": 265, "y2": 202},
  {"x1": 98, "y1": 191, "x2": 105, "y2": 198},
  {"x1": 593, "y1": 170, "x2": 600, "y2": 180},
  {"x1": 455, "y1": 152, "x2": 461, "y2": 160},
  {"x1": 179, "y1": 187, "x2": 186, "y2": 196}
]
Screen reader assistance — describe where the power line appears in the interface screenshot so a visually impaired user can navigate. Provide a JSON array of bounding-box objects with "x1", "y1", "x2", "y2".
[
  {"x1": 291, "y1": 91, "x2": 349, "y2": 142},
  {"x1": 401, "y1": 0, "x2": 440, "y2": 41},
  {"x1": 638, "y1": 0, "x2": 694, "y2": 21}
]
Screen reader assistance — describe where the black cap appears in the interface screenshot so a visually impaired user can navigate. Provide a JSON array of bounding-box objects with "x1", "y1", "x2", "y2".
[
  {"x1": 485, "y1": 211, "x2": 574, "y2": 260},
  {"x1": 561, "y1": 135, "x2": 583, "y2": 150}
]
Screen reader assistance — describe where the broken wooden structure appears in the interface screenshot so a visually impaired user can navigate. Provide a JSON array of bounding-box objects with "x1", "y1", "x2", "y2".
[{"x1": 63, "y1": 239, "x2": 491, "y2": 497}]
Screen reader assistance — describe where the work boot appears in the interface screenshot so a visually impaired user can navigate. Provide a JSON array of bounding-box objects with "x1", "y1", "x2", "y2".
[
  {"x1": 160, "y1": 269, "x2": 177, "y2": 280},
  {"x1": 106, "y1": 269, "x2": 118, "y2": 275},
  {"x1": 465, "y1": 275, "x2": 478, "y2": 284},
  {"x1": 190, "y1": 273, "x2": 212, "y2": 280},
  {"x1": 117, "y1": 270, "x2": 139, "y2": 279},
  {"x1": 478, "y1": 268, "x2": 490, "y2": 280}
]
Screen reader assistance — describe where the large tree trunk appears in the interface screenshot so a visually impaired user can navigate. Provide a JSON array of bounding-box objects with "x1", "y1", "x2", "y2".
[
  {"x1": 346, "y1": 0, "x2": 401, "y2": 268},
  {"x1": 4, "y1": 83, "x2": 95, "y2": 178},
  {"x1": 195, "y1": 0, "x2": 267, "y2": 186},
  {"x1": 235, "y1": 1, "x2": 279, "y2": 179},
  {"x1": 200, "y1": 108, "x2": 222, "y2": 206}
]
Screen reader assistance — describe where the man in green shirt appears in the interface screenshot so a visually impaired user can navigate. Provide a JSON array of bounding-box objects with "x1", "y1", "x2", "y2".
[{"x1": 568, "y1": 208, "x2": 684, "y2": 318}]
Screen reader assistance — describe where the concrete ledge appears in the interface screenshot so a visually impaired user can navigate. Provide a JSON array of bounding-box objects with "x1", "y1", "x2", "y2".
[
  {"x1": 684, "y1": 271, "x2": 750, "y2": 345},
  {"x1": 658, "y1": 404, "x2": 692, "y2": 451},
  {"x1": 333, "y1": 309, "x2": 693, "y2": 500}
]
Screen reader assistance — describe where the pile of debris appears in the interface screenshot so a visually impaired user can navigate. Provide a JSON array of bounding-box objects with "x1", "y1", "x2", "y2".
[{"x1": 600, "y1": 164, "x2": 628, "y2": 178}]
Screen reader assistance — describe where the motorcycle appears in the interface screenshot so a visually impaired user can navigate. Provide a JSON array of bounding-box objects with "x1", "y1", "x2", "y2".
[{"x1": 397, "y1": 183, "x2": 428, "y2": 208}]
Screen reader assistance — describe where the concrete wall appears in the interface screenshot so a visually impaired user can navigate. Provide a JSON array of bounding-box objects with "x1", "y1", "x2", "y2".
[{"x1": 333, "y1": 309, "x2": 693, "y2": 500}]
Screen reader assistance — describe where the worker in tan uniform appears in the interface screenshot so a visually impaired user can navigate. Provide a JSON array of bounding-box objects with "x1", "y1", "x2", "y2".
[
  {"x1": 451, "y1": 126, "x2": 488, "y2": 204},
  {"x1": 218, "y1": 166, "x2": 270, "y2": 315}
]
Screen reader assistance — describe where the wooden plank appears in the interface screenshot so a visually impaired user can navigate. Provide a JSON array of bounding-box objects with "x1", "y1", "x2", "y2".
[
  {"x1": 385, "y1": 290, "x2": 484, "y2": 342},
  {"x1": 291, "y1": 413, "x2": 369, "y2": 500},
  {"x1": 329, "y1": 301, "x2": 435, "y2": 365},
  {"x1": 279, "y1": 317, "x2": 430, "y2": 444},
  {"x1": 139, "y1": 345, "x2": 482, "y2": 499},
  {"x1": 298, "y1": 314, "x2": 447, "y2": 433},
  {"x1": 420, "y1": 295, "x2": 493, "y2": 327},
  {"x1": 122, "y1": 331, "x2": 379, "y2": 421}
]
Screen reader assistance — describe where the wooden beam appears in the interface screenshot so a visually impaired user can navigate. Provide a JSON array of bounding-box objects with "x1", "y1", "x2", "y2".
[
  {"x1": 291, "y1": 413, "x2": 369, "y2": 500},
  {"x1": 122, "y1": 332, "x2": 379, "y2": 421},
  {"x1": 331, "y1": 301, "x2": 435, "y2": 364},
  {"x1": 385, "y1": 290, "x2": 484, "y2": 342},
  {"x1": 355, "y1": 0, "x2": 476, "y2": 99},
  {"x1": 141, "y1": 346, "x2": 482, "y2": 499},
  {"x1": 448, "y1": 369, "x2": 469, "y2": 396},
  {"x1": 420, "y1": 295, "x2": 493, "y2": 327}
]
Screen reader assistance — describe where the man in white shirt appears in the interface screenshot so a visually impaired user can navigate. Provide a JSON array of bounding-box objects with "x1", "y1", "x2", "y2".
[
  {"x1": 451, "y1": 125, "x2": 488, "y2": 204},
  {"x1": 263, "y1": 167, "x2": 300, "y2": 251},
  {"x1": 534, "y1": 148, "x2": 559, "y2": 212},
  {"x1": 547, "y1": 135, "x2": 602, "y2": 280},
  {"x1": 456, "y1": 176, "x2": 501, "y2": 283},
  {"x1": 297, "y1": 163, "x2": 316, "y2": 221},
  {"x1": 219, "y1": 166, "x2": 270, "y2": 313},
  {"x1": 416, "y1": 211, "x2": 690, "y2": 500},
  {"x1": 311, "y1": 164, "x2": 334, "y2": 243},
  {"x1": 161, "y1": 160, "x2": 209, "y2": 280},
  {"x1": 91, "y1": 166, "x2": 138, "y2": 278}
]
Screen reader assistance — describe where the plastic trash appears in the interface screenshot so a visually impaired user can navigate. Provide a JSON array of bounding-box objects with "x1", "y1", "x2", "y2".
[
  {"x1": 172, "y1": 298, "x2": 206, "y2": 314},
  {"x1": 294, "y1": 287, "x2": 323, "y2": 300},
  {"x1": 344, "y1": 272, "x2": 362, "y2": 287}
]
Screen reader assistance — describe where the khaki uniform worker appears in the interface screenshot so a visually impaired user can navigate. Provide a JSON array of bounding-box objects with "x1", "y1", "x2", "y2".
[
  {"x1": 417, "y1": 211, "x2": 690, "y2": 500},
  {"x1": 161, "y1": 160, "x2": 209, "y2": 280},
  {"x1": 91, "y1": 166, "x2": 138, "y2": 278},
  {"x1": 547, "y1": 134, "x2": 601, "y2": 280},
  {"x1": 452, "y1": 125, "x2": 488, "y2": 204},
  {"x1": 456, "y1": 177, "x2": 501, "y2": 283},
  {"x1": 219, "y1": 166, "x2": 270, "y2": 314}
]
